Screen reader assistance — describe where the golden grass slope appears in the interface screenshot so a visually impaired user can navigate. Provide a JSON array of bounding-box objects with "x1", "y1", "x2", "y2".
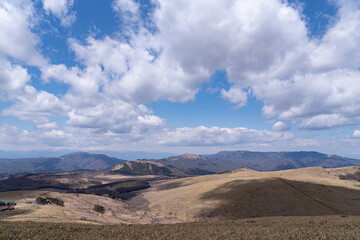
[{"x1": 139, "y1": 166, "x2": 360, "y2": 221}]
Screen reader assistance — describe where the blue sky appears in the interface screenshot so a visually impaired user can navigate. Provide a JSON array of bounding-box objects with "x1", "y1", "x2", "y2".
[{"x1": 1, "y1": 0, "x2": 360, "y2": 159}]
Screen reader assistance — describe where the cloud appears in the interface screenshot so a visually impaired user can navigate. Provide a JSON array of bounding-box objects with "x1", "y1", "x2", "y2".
[
  {"x1": 41, "y1": 62, "x2": 167, "y2": 134},
  {"x1": 0, "y1": 59, "x2": 64, "y2": 124},
  {"x1": 154, "y1": 0, "x2": 308, "y2": 84},
  {"x1": 3, "y1": 0, "x2": 360, "y2": 154},
  {"x1": 310, "y1": 0, "x2": 360, "y2": 71},
  {"x1": 112, "y1": 0, "x2": 143, "y2": 35},
  {"x1": 255, "y1": 69, "x2": 360, "y2": 130},
  {"x1": 41, "y1": 0, "x2": 75, "y2": 26},
  {"x1": 36, "y1": 122, "x2": 58, "y2": 129},
  {"x1": 185, "y1": 0, "x2": 359, "y2": 130},
  {"x1": 152, "y1": 0, "x2": 360, "y2": 131},
  {"x1": 62, "y1": 0, "x2": 308, "y2": 108},
  {"x1": 2, "y1": 86, "x2": 64, "y2": 124},
  {"x1": 112, "y1": 0, "x2": 139, "y2": 17},
  {"x1": 353, "y1": 129, "x2": 360, "y2": 138},
  {"x1": 0, "y1": 122, "x2": 298, "y2": 152},
  {"x1": 65, "y1": 34, "x2": 208, "y2": 104},
  {"x1": 158, "y1": 126, "x2": 294, "y2": 146},
  {"x1": 0, "y1": 124, "x2": 36, "y2": 150},
  {"x1": 66, "y1": 100, "x2": 165, "y2": 134},
  {"x1": 40, "y1": 0, "x2": 315, "y2": 138},
  {"x1": 272, "y1": 121, "x2": 290, "y2": 132},
  {"x1": 39, "y1": 0, "x2": 360, "y2": 144},
  {"x1": 221, "y1": 88, "x2": 248, "y2": 108},
  {"x1": 0, "y1": 60, "x2": 30, "y2": 101},
  {"x1": 145, "y1": 0, "x2": 360, "y2": 131},
  {"x1": 0, "y1": 0, "x2": 46, "y2": 66},
  {"x1": 0, "y1": 124, "x2": 76, "y2": 149}
]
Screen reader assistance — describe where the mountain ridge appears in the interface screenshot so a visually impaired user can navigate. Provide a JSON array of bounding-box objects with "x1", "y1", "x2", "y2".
[
  {"x1": 151, "y1": 150, "x2": 360, "y2": 174},
  {"x1": 1, "y1": 150, "x2": 359, "y2": 176},
  {"x1": 0, "y1": 152, "x2": 126, "y2": 175}
]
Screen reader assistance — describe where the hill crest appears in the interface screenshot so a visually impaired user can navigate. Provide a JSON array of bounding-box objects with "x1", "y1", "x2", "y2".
[{"x1": 108, "y1": 160, "x2": 185, "y2": 176}]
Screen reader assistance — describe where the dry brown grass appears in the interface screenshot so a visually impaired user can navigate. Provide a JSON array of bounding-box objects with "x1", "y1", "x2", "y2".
[
  {"x1": 0, "y1": 190, "x2": 49, "y2": 202},
  {"x1": 1, "y1": 216, "x2": 360, "y2": 239},
  {"x1": 0, "y1": 190, "x2": 155, "y2": 224},
  {"x1": 92, "y1": 173, "x2": 158, "y2": 185}
]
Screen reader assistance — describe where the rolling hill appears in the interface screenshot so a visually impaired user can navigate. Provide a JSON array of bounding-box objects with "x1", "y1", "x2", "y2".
[
  {"x1": 0, "y1": 164, "x2": 360, "y2": 230},
  {"x1": 139, "y1": 166, "x2": 360, "y2": 221}
]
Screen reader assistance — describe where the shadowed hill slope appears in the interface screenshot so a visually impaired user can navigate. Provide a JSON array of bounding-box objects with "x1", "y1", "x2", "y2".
[{"x1": 197, "y1": 178, "x2": 360, "y2": 219}]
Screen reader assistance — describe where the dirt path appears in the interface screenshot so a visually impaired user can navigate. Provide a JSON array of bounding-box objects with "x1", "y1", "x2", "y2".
[{"x1": 276, "y1": 178, "x2": 343, "y2": 215}]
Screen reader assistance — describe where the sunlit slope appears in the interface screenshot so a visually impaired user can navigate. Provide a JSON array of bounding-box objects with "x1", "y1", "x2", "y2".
[
  {"x1": 0, "y1": 190, "x2": 152, "y2": 224},
  {"x1": 140, "y1": 166, "x2": 360, "y2": 220}
]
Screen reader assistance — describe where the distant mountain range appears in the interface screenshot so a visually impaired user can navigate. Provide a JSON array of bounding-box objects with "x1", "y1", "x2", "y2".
[
  {"x1": 208, "y1": 151, "x2": 360, "y2": 171},
  {"x1": 150, "y1": 151, "x2": 360, "y2": 174},
  {"x1": 0, "y1": 152, "x2": 125, "y2": 175},
  {"x1": 1, "y1": 150, "x2": 360, "y2": 176}
]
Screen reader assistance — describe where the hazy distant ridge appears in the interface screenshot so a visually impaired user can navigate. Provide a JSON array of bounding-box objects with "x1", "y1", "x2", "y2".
[
  {"x1": 0, "y1": 152, "x2": 126, "y2": 175},
  {"x1": 1, "y1": 150, "x2": 359, "y2": 176},
  {"x1": 152, "y1": 151, "x2": 360, "y2": 173}
]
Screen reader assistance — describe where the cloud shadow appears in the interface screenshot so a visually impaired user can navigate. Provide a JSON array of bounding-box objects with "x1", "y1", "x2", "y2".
[{"x1": 197, "y1": 178, "x2": 360, "y2": 219}]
